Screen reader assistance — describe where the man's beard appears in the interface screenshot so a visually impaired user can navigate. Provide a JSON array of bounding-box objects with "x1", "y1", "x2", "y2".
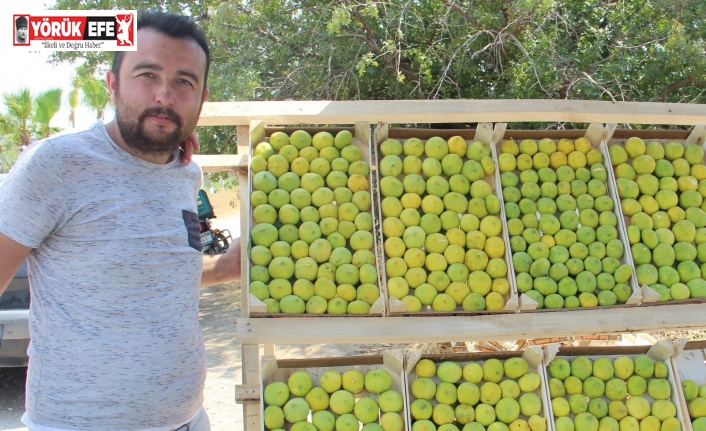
[{"x1": 115, "y1": 104, "x2": 186, "y2": 157}]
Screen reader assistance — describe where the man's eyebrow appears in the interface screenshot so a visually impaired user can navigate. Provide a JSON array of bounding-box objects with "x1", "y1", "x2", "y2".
[{"x1": 132, "y1": 62, "x2": 201, "y2": 84}]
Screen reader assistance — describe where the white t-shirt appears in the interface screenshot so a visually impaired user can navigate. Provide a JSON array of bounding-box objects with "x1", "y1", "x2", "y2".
[{"x1": 0, "y1": 122, "x2": 206, "y2": 430}]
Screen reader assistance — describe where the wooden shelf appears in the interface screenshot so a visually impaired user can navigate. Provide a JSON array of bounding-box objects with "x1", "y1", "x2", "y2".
[
  {"x1": 198, "y1": 102, "x2": 706, "y2": 431},
  {"x1": 235, "y1": 303, "x2": 706, "y2": 345}
]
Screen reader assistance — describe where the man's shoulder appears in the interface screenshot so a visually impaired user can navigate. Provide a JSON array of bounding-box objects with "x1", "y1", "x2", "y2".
[
  {"x1": 24, "y1": 122, "x2": 107, "y2": 156},
  {"x1": 42, "y1": 122, "x2": 106, "y2": 146}
]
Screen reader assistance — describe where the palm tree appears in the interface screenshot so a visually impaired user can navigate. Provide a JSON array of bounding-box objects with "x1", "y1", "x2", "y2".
[
  {"x1": 80, "y1": 76, "x2": 110, "y2": 119},
  {"x1": 0, "y1": 87, "x2": 63, "y2": 171},
  {"x1": 0, "y1": 88, "x2": 34, "y2": 148},
  {"x1": 34, "y1": 88, "x2": 63, "y2": 138}
]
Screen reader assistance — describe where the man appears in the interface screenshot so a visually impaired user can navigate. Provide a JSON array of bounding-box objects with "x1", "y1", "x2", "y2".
[
  {"x1": 15, "y1": 16, "x2": 28, "y2": 44},
  {"x1": 0, "y1": 11, "x2": 240, "y2": 431}
]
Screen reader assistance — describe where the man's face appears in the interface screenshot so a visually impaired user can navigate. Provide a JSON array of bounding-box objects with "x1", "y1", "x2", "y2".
[
  {"x1": 109, "y1": 28, "x2": 208, "y2": 157},
  {"x1": 16, "y1": 26, "x2": 27, "y2": 40}
]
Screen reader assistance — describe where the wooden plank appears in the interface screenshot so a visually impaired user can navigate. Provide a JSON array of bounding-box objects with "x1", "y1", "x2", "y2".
[
  {"x1": 193, "y1": 154, "x2": 247, "y2": 173},
  {"x1": 243, "y1": 403, "x2": 260, "y2": 431},
  {"x1": 492, "y1": 123, "x2": 507, "y2": 144},
  {"x1": 237, "y1": 124, "x2": 251, "y2": 157},
  {"x1": 274, "y1": 355, "x2": 385, "y2": 368},
  {"x1": 256, "y1": 126, "x2": 691, "y2": 142},
  {"x1": 584, "y1": 123, "x2": 605, "y2": 146},
  {"x1": 238, "y1": 169, "x2": 250, "y2": 318},
  {"x1": 241, "y1": 344, "x2": 261, "y2": 431},
  {"x1": 686, "y1": 124, "x2": 706, "y2": 146},
  {"x1": 248, "y1": 294, "x2": 267, "y2": 314},
  {"x1": 235, "y1": 303, "x2": 706, "y2": 345},
  {"x1": 355, "y1": 121, "x2": 371, "y2": 152},
  {"x1": 197, "y1": 100, "x2": 706, "y2": 127},
  {"x1": 473, "y1": 122, "x2": 494, "y2": 145},
  {"x1": 234, "y1": 384, "x2": 260, "y2": 403},
  {"x1": 248, "y1": 121, "x2": 265, "y2": 151}
]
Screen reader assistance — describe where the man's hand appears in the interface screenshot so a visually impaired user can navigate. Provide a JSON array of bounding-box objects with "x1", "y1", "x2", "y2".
[{"x1": 180, "y1": 131, "x2": 201, "y2": 164}]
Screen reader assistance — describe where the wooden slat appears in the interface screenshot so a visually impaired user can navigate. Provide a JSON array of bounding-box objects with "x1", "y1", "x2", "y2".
[
  {"x1": 235, "y1": 303, "x2": 706, "y2": 345},
  {"x1": 193, "y1": 154, "x2": 246, "y2": 173},
  {"x1": 198, "y1": 100, "x2": 706, "y2": 127}
]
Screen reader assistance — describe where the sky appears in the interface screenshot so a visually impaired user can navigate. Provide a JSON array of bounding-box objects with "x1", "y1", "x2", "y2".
[{"x1": 0, "y1": 0, "x2": 104, "y2": 130}]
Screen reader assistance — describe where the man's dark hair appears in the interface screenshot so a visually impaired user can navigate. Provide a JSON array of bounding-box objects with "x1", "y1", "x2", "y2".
[{"x1": 112, "y1": 10, "x2": 211, "y2": 91}]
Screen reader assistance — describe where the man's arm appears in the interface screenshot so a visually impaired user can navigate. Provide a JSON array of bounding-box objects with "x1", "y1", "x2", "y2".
[
  {"x1": 0, "y1": 232, "x2": 32, "y2": 295},
  {"x1": 201, "y1": 236, "x2": 241, "y2": 287}
]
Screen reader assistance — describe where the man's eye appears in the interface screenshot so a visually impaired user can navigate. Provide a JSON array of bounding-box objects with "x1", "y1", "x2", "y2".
[
  {"x1": 139, "y1": 72, "x2": 155, "y2": 78},
  {"x1": 178, "y1": 79, "x2": 195, "y2": 87}
]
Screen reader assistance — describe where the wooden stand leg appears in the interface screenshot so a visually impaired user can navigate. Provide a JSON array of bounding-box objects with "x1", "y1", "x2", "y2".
[{"x1": 241, "y1": 344, "x2": 261, "y2": 431}]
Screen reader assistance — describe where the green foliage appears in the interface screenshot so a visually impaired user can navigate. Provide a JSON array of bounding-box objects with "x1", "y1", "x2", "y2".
[
  {"x1": 200, "y1": 0, "x2": 706, "y2": 105},
  {"x1": 78, "y1": 76, "x2": 111, "y2": 120},
  {"x1": 0, "y1": 88, "x2": 63, "y2": 172},
  {"x1": 34, "y1": 89, "x2": 63, "y2": 138}
]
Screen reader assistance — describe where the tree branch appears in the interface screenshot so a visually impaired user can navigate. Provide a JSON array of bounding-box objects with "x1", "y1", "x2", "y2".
[
  {"x1": 441, "y1": 0, "x2": 483, "y2": 28},
  {"x1": 660, "y1": 73, "x2": 697, "y2": 101},
  {"x1": 349, "y1": 6, "x2": 417, "y2": 83}
]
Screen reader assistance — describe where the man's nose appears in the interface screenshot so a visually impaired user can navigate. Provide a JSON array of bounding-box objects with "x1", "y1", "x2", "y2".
[{"x1": 154, "y1": 82, "x2": 176, "y2": 106}]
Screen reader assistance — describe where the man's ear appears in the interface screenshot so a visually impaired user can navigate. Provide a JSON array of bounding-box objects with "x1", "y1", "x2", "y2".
[
  {"x1": 106, "y1": 70, "x2": 117, "y2": 101},
  {"x1": 202, "y1": 87, "x2": 209, "y2": 103}
]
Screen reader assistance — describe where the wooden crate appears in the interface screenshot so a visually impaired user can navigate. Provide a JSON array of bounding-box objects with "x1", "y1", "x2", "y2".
[
  {"x1": 245, "y1": 121, "x2": 385, "y2": 317},
  {"x1": 405, "y1": 346, "x2": 551, "y2": 431},
  {"x1": 374, "y1": 123, "x2": 519, "y2": 315},
  {"x1": 544, "y1": 341, "x2": 687, "y2": 431},
  {"x1": 259, "y1": 352, "x2": 408, "y2": 431},
  {"x1": 604, "y1": 125, "x2": 706, "y2": 305},
  {"x1": 494, "y1": 124, "x2": 641, "y2": 311}
]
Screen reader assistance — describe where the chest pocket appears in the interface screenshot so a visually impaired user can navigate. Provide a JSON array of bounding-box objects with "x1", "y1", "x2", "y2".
[{"x1": 182, "y1": 210, "x2": 203, "y2": 252}]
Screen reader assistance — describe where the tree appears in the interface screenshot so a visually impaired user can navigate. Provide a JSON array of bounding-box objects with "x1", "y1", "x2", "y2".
[
  {"x1": 206, "y1": 1, "x2": 706, "y2": 105},
  {"x1": 34, "y1": 89, "x2": 63, "y2": 138},
  {"x1": 0, "y1": 88, "x2": 63, "y2": 171},
  {"x1": 0, "y1": 88, "x2": 34, "y2": 149},
  {"x1": 79, "y1": 76, "x2": 111, "y2": 120}
]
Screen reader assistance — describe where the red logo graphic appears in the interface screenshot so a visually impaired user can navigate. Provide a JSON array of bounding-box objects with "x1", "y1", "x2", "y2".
[{"x1": 115, "y1": 14, "x2": 133, "y2": 46}]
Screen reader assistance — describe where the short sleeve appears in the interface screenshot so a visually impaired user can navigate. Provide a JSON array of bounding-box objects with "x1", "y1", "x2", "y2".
[{"x1": 0, "y1": 141, "x2": 68, "y2": 248}]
